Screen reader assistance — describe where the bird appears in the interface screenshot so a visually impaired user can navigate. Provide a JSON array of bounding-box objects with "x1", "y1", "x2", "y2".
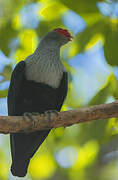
[{"x1": 7, "y1": 28, "x2": 73, "y2": 177}]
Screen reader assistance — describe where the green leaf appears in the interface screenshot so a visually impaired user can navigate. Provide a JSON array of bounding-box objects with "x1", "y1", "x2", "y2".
[
  {"x1": 76, "y1": 20, "x2": 105, "y2": 53},
  {"x1": 40, "y1": 1, "x2": 67, "y2": 20},
  {"x1": 0, "y1": 65, "x2": 12, "y2": 81},
  {"x1": 0, "y1": 22, "x2": 18, "y2": 56},
  {"x1": 0, "y1": 89, "x2": 8, "y2": 98},
  {"x1": 59, "y1": 0, "x2": 100, "y2": 14},
  {"x1": 89, "y1": 85, "x2": 110, "y2": 106},
  {"x1": 82, "y1": 13, "x2": 102, "y2": 26},
  {"x1": 78, "y1": 119, "x2": 108, "y2": 145},
  {"x1": 104, "y1": 24, "x2": 118, "y2": 66},
  {"x1": 36, "y1": 18, "x2": 64, "y2": 37},
  {"x1": 78, "y1": 75, "x2": 117, "y2": 145},
  {"x1": 89, "y1": 74, "x2": 118, "y2": 106}
]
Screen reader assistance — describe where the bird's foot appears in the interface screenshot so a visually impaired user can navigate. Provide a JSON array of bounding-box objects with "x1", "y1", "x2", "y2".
[
  {"x1": 44, "y1": 110, "x2": 59, "y2": 116},
  {"x1": 23, "y1": 112, "x2": 40, "y2": 128},
  {"x1": 44, "y1": 110, "x2": 59, "y2": 124}
]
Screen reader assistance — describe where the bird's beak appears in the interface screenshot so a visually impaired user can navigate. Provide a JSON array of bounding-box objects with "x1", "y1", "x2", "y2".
[{"x1": 69, "y1": 35, "x2": 74, "y2": 41}]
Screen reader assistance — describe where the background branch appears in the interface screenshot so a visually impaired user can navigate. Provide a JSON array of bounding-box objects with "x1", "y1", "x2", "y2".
[{"x1": 0, "y1": 100, "x2": 118, "y2": 134}]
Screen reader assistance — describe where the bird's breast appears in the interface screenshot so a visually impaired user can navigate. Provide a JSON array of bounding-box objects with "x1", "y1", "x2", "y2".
[{"x1": 25, "y1": 57, "x2": 65, "y2": 88}]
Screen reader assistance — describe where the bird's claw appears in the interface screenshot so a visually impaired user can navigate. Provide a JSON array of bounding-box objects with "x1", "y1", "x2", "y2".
[
  {"x1": 44, "y1": 110, "x2": 59, "y2": 124},
  {"x1": 44, "y1": 110, "x2": 59, "y2": 116},
  {"x1": 23, "y1": 112, "x2": 40, "y2": 128}
]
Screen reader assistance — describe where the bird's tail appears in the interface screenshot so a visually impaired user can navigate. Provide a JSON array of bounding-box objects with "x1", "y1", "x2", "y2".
[{"x1": 10, "y1": 130, "x2": 50, "y2": 177}]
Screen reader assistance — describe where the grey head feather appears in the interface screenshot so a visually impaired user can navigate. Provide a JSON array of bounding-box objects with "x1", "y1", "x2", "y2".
[{"x1": 25, "y1": 31, "x2": 67, "y2": 88}]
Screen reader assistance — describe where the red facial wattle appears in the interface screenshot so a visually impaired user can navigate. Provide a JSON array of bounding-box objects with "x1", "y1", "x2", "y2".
[{"x1": 54, "y1": 28, "x2": 73, "y2": 41}]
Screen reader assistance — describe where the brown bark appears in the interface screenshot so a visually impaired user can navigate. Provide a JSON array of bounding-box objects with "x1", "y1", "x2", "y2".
[{"x1": 0, "y1": 101, "x2": 118, "y2": 134}]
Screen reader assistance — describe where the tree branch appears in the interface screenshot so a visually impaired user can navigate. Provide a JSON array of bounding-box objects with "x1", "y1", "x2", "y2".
[{"x1": 1, "y1": 101, "x2": 118, "y2": 134}]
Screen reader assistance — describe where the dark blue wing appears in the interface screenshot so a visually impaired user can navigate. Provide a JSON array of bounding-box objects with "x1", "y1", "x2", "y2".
[
  {"x1": 8, "y1": 61, "x2": 26, "y2": 115},
  {"x1": 57, "y1": 72, "x2": 68, "y2": 110}
]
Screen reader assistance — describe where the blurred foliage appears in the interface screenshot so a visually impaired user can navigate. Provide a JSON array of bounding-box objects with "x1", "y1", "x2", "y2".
[{"x1": 0, "y1": 0, "x2": 118, "y2": 180}]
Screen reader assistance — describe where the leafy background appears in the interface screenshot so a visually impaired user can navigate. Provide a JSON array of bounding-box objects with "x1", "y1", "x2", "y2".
[{"x1": 0, "y1": 0, "x2": 118, "y2": 179}]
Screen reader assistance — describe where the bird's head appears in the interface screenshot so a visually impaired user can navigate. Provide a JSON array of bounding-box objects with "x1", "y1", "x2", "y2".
[
  {"x1": 42, "y1": 28, "x2": 73, "y2": 47},
  {"x1": 53, "y1": 28, "x2": 73, "y2": 42}
]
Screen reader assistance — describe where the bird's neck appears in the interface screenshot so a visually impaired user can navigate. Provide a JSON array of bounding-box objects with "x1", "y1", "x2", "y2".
[
  {"x1": 25, "y1": 41, "x2": 65, "y2": 88},
  {"x1": 34, "y1": 39, "x2": 60, "y2": 58}
]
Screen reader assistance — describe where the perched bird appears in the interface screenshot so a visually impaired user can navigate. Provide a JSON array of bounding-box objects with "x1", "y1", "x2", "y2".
[{"x1": 8, "y1": 28, "x2": 73, "y2": 177}]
